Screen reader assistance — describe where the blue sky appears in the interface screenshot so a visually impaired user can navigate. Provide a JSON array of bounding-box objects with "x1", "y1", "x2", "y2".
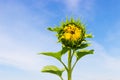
[{"x1": 0, "y1": 0, "x2": 120, "y2": 80}]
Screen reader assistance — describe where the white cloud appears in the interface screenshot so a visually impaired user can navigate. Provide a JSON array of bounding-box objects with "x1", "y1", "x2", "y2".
[
  {"x1": 0, "y1": 26, "x2": 61, "y2": 71},
  {"x1": 0, "y1": 28, "x2": 50, "y2": 71},
  {"x1": 92, "y1": 41, "x2": 120, "y2": 71},
  {"x1": 64, "y1": 0, "x2": 81, "y2": 11},
  {"x1": 71, "y1": 41, "x2": 120, "y2": 80},
  {"x1": 60, "y1": 0, "x2": 95, "y2": 21},
  {"x1": 0, "y1": 1, "x2": 54, "y2": 71},
  {"x1": 104, "y1": 21, "x2": 120, "y2": 58},
  {"x1": 63, "y1": 0, "x2": 94, "y2": 12},
  {"x1": 106, "y1": 21, "x2": 120, "y2": 45}
]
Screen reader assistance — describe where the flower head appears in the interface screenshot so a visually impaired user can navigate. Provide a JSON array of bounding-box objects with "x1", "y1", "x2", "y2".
[
  {"x1": 61, "y1": 24, "x2": 82, "y2": 41},
  {"x1": 59, "y1": 22, "x2": 85, "y2": 48},
  {"x1": 48, "y1": 18, "x2": 89, "y2": 49}
]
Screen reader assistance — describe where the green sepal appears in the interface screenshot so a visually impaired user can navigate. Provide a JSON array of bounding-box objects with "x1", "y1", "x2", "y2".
[
  {"x1": 85, "y1": 33, "x2": 93, "y2": 38},
  {"x1": 41, "y1": 65, "x2": 65, "y2": 77},
  {"x1": 47, "y1": 27, "x2": 61, "y2": 32},
  {"x1": 65, "y1": 17, "x2": 69, "y2": 24},
  {"x1": 75, "y1": 49, "x2": 94, "y2": 60},
  {"x1": 61, "y1": 47, "x2": 70, "y2": 55},
  {"x1": 70, "y1": 17, "x2": 75, "y2": 23},
  {"x1": 76, "y1": 43, "x2": 91, "y2": 49},
  {"x1": 75, "y1": 18, "x2": 81, "y2": 26},
  {"x1": 38, "y1": 47, "x2": 69, "y2": 60}
]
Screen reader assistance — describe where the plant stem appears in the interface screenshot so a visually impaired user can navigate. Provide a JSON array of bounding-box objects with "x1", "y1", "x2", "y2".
[
  {"x1": 71, "y1": 50, "x2": 75, "y2": 59},
  {"x1": 71, "y1": 49, "x2": 77, "y2": 71},
  {"x1": 59, "y1": 60, "x2": 68, "y2": 71},
  {"x1": 68, "y1": 49, "x2": 72, "y2": 80},
  {"x1": 71, "y1": 59, "x2": 78, "y2": 71},
  {"x1": 60, "y1": 76, "x2": 64, "y2": 80}
]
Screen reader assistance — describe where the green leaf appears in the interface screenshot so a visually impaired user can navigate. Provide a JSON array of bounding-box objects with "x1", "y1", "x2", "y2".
[
  {"x1": 85, "y1": 34, "x2": 93, "y2": 38},
  {"x1": 40, "y1": 51, "x2": 61, "y2": 60},
  {"x1": 39, "y1": 47, "x2": 69, "y2": 60},
  {"x1": 41, "y1": 65, "x2": 65, "y2": 77},
  {"x1": 75, "y1": 49, "x2": 94, "y2": 60}
]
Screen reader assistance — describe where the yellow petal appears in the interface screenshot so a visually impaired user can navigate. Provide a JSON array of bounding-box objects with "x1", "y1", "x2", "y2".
[{"x1": 64, "y1": 33, "x2": 71, "y2": 40}]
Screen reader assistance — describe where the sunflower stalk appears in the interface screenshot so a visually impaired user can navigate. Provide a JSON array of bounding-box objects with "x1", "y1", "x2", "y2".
[{"x1": 68, "y1": 49, "x2": 72, "y2": 80}]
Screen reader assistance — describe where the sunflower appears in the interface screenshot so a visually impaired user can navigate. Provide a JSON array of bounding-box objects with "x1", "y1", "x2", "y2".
[
  {"x1": 48, "y1": 18, "x2": 86, "y2": 48},
  {"x1": 59, "y1": 23, "x2": 85, "y2": 48}
]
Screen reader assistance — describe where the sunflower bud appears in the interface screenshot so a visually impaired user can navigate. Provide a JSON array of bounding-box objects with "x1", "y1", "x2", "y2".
[
  {"x1": 59, "y1": 22, "x2": 85, "y2": 48},
  {"x1": 48, "y1": 18, "x2": 87, "y2": 49}
]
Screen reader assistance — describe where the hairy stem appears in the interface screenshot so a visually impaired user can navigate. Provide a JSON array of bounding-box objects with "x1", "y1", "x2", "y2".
[
  {"x1": 71, "y1": 59, "x2": 78, "y2": 71},
  {"x1": 59, "y1": 60, "x2": 68, "y2": 71},
  {"x1": 60, "y1": 76, "x2": 64, "y2": 80},
  {"x1": 68, "y1": 49, "x2": 72, "y2": 80},
  {"x1": 71, "y1": 50, "x2": 75, "y2": 59}
]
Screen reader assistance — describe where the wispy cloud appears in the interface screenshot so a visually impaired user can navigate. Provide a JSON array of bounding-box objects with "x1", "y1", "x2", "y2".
[
  {"x1": 106, "y1": 21, "x2": 120, "y2": 44},
  {"x1": 64, "y1": 0, "x2": 81, "y2": 11},
  {"x1": 92, "y1": 41, "x2": 120, "y2": 71},
  {"x1": 61, "y1": 0, "x2": 95, "y2": 19},
  {"x1": 72, "y1": 41, "x2": 120, "y2": 80},
  {"x1": 0, "y1": 0, "x2": 55, "y2": 71},
  {"x1": 64, "y1": 0, "x2": 94, "y2": 11},
  {"x1": 104, "y1": 20, "x2": 120, "y2": 59},
  {"x1": 0, "y1": 22, "x2": 49, "y2": 71}
]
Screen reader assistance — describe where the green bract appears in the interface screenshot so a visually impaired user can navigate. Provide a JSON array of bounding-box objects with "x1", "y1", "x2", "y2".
[{"x1": 39, "y1": 17, "x2": 94, "y2": 80}]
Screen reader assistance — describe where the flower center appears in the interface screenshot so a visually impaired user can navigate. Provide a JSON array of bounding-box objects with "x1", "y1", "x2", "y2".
[
  {"x1": 61, "y1": 24, "x2": 82, "y2": 41},
  {"x1": 70, "y1": 31, "x2": 75, "y2": 34}
]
